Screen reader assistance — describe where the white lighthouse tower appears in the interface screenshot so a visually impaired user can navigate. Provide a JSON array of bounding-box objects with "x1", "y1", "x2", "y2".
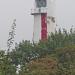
[{"x1": 31, "y1": 0, "x2": 56, "y2": 43}]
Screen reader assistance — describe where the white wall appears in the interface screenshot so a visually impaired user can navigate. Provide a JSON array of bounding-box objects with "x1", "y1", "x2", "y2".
[
  {"x1": 47, "y1": 0, "x2": 56, "y2": 35},
  {"x1": 47, "y1": 19, "x2": 56, "y2": 35},
  {"x1": 33, "y1": 14, "x2": 41, "y2": 42},
  {"x1": 47, "y1": 0, "x2": 56, "y2": 17}
]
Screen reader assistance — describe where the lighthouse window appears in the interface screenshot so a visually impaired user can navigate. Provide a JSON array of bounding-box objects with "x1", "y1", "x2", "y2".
[{"x1": 36, "y1": 0, "x2": 47, "y2": 8}]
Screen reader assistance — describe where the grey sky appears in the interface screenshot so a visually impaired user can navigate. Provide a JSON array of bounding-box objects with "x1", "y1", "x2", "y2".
[{"x1": 0, "y1": 0, "x2": 75, "y2": 49}]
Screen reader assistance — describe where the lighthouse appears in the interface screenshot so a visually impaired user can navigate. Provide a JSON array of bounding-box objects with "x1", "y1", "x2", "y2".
[{"x1": 31, "y1": 0, "x2": 56, "y2": 43}]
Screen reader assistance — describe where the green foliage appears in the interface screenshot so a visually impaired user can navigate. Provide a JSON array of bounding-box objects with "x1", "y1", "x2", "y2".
[
  {"x1": 19, "y1": 57, "x2": 58, "y2": 75},
  {"x1": 34, "y1": 40, "x2": 49, "y2": 57},
  {"x1": 19, "y1": 45, "x2": 75, "y2": 75},
  {"x1": 1, "y1": 28, "x2": 75, "y2": 75},
  {"x1": 9, "y1": 28, "x2": 75, "y2": 75},
  {"x1": 55, "y1": 45, "x2": 75, "y2": 75},
  {"x1": 11, "y1": 29, "x2": 75, "y2": 66},
  {"x1": 10, "y1": 40, "x2": 36, "y2": 66},
  {"x1": 0, "y1": 51, "x2": 16, "y2": 75}
]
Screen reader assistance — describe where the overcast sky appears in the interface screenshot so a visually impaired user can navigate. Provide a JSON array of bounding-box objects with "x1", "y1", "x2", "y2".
[{"x1": 0, "y1": 0, "x2": 75, "y2": 49}]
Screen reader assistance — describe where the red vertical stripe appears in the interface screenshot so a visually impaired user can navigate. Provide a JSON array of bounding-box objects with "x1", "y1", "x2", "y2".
[{"x1": 41, "y1": 13, "x2": 47, "y2": 40}]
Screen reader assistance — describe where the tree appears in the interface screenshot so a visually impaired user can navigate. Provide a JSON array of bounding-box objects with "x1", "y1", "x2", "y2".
[
  {"x1": 10, "y1": 40, "x2": 36, "y2": 66},
  {"x1": 19, "y1": 57, "x2": 58, "y2": 75},
  {"x1": 0, "y1": 50, "x2": 16, "y2": 75}
]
